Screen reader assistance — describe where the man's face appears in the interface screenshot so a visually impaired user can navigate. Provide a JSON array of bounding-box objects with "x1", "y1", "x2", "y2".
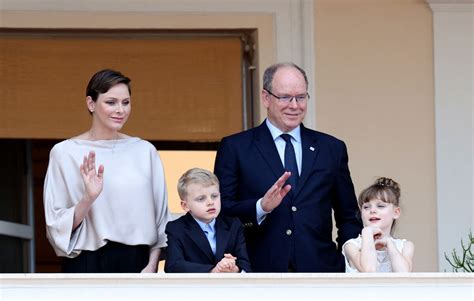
[{"x1": 262, "y1": 66, "x2": 307, "y2": 132}]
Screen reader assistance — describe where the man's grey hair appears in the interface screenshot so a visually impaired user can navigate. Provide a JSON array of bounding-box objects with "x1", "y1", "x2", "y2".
[{"x1": 262, "y1": 62, "x2": 308, "y2": 92}]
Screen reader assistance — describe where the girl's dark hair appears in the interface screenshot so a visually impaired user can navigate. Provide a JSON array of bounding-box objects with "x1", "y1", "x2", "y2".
[
  {"x1": 358, "y1": 177, "x2": 401, "y2": 207},
  {"x1": 86, "y1": 69, "x2": 131, "y2": 102}
]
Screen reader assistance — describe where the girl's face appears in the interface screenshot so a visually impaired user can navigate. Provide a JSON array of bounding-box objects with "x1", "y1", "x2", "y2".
[
  {"x1": 360, "y1": 198, "x2": 400, "y2": 233},
  {"x1": 87, "y1": 83, "x2": 131, "y2": 134}
]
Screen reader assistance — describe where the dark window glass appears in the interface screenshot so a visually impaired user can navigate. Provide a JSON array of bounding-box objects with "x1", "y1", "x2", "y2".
[
  {"x1": 0, "y1": 139, "x2": 27, "y2": 223},
  {"x1": 0, "y1": 235, "x2": 26, "y2": 272}
]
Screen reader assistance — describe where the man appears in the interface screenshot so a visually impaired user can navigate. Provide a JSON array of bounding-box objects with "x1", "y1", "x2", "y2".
[{"x1": 214, "y1": 62, "x2": 362, "y2": 272}]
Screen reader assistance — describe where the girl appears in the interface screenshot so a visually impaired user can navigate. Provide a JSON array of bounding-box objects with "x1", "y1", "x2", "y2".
[{"x1": 342, "y1": 177, "x2": 414, "y2": 272}]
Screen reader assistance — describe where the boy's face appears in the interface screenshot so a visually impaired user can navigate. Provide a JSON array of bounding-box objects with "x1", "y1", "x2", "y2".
[{"x1": 181, "y1": 183, "x2": 221, "y2": 224}]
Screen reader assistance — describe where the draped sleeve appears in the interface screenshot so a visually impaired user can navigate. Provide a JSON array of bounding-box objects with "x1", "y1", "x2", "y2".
[
  {"x1": 43, "y1": 142, "x2": 84, "y2": 257},
  {"x1": 150, "y1": 148, "x2": 171, "y2": 250}
]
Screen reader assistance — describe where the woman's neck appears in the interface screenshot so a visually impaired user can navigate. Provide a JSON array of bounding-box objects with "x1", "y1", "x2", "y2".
[{"x1": 87, "y1": 127, "x2": 120, "y2": 141}]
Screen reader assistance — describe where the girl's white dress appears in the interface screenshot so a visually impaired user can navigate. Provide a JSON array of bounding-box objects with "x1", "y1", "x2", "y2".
[{"x1": 342, "y1": 235, "x2": 406, "y2": 272}]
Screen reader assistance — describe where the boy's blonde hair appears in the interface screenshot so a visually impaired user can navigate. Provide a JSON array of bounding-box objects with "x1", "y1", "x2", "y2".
[{"x1": 177, "y1": 168, "x2": 220, "y2": 200}]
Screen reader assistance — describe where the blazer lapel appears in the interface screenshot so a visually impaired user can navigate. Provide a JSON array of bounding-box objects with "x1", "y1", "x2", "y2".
[
  {"x1": 254, "y1": 121, "x2": 285, "y2": 179},
  {"x1": 215, "y1": 217, "x2": 231, "y2": 260},
  {"x1": 293, "y1": 125, "x2": 320, "y2": 198},
  {"x1": 183, "y1": 213, "x2": 215, "y2": 262}
]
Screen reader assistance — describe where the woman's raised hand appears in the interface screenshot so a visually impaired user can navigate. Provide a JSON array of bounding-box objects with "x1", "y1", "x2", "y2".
[{"x1": 79, "y1": 151, "x2": 104, "y2": 202}]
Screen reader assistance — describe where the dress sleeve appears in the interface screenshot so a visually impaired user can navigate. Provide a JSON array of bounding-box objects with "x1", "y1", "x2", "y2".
[
  {"x1": 341, "y1": 238, "x2": 360, "y2": 273},
  {"x1": 151, "y1": 150, "x2": 171, "y2": 250},
  {"x1": 43, "y1": 145, "x2": 83, "y2": 257}
]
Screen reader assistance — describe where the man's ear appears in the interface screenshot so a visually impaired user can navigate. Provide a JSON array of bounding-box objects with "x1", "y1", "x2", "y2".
[
  {"x1": 86, "y1": 96, "x2": 95, "y2": 113},
  {"x1": 261, "y1": 90, "x2": 271, "y2": 109},
  {"x1": 180, "y1": 200, "x2": 190, "y2": 212}
]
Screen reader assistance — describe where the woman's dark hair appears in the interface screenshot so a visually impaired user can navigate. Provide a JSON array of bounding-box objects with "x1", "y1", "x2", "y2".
[{"x1": 86, "y1": 69, "x2": 131, "y2": 103}]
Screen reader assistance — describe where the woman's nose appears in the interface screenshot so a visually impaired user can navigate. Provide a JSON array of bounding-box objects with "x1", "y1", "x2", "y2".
[{"x1": 116, "y1": 104, "x2": 124, "y2": 113}]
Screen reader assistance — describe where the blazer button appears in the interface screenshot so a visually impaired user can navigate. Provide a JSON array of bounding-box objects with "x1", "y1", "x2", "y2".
[
  {"x1": 286, "y1": 229, "x2": 292, "y2": 236},
  {"x1": 291, "y1": 206, "x2": 297, "y2": 212}
]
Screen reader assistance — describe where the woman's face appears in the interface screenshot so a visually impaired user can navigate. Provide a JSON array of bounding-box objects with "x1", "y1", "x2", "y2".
[{"x1": 88, "y1": 83, "x2": 131, "y2": 133}]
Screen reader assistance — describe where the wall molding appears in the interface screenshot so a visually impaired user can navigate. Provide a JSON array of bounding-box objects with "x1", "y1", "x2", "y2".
[{"x1": 426, "y1": 0, "x2": 474, "y2": 271}]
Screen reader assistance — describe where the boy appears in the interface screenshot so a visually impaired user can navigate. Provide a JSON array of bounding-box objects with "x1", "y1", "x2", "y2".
[{"x1": 164, "y1": 168, "x2": 251, "y2": 273}]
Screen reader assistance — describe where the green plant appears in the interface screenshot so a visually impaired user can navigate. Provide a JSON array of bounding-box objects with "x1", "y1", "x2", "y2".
[{"x1": 445, "y1": 230, "x2": 474, "y2": 272}]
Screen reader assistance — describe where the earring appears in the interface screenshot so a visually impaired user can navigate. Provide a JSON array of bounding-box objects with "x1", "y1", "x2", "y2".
[{"x1": 90, "y1": 110, "x2": 94, "y2": 113}]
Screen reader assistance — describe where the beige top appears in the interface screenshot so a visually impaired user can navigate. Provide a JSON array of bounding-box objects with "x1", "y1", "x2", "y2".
[
  {"x1": 43, "y1": 137, "x2": 171, "y2": 258},
  {"x1": 342, "y1": 234, "x2": 406, "y2": 273}
]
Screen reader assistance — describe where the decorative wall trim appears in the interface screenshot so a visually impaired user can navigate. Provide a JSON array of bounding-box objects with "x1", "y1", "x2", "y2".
[{"x1": 426, "y1": 0, "x2": 474, "y2": 271}]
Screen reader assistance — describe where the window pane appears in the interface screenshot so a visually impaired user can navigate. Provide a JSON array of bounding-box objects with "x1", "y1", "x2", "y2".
[
  {"x1": 0, "y1": 139, "x2": 27, "y2": 223},
  {"x1": 0, "y1": 235, "x2": 26, "y2": 272}
]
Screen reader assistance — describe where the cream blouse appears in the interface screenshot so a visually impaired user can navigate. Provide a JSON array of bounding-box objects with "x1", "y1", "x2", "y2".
[{"x1": 43, "y1": 137, "x2": 171, "y2": 258}]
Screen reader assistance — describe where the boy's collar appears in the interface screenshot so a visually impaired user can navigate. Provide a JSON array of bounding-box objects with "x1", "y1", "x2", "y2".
[{"x1": 192, "y1": 216, "x2": 216, "y2": 231}]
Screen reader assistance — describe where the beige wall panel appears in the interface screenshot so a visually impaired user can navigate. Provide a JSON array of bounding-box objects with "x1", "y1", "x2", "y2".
[{"x1": 314, "y1": 0, "x2": 436, "y2": 271}]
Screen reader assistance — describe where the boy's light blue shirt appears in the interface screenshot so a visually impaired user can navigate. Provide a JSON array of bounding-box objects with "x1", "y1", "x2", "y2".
[{"x1": 193, "y1": 217, "x2": 217, "y2": 255}]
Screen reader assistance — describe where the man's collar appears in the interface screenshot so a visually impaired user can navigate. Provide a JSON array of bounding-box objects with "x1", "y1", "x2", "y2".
[{"x1": 265, "y1": 118, "x2": 301, "y2": 142}]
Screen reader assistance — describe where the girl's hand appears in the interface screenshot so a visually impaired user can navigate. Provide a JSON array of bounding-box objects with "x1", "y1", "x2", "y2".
[
  {"x1": 362, "y1": 225, "x2": 382, "y2": 238},
  {"x1": 374, "y1": 235, "x2": 388, "y2": 250},
  {"x1": 79, "y1": 151, "x2": 104, "y2": 202}
]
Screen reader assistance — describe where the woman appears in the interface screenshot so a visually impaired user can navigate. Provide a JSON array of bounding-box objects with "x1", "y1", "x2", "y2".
[{"x1": 44, "y1": 69, "x2": 170, "y2": 272}]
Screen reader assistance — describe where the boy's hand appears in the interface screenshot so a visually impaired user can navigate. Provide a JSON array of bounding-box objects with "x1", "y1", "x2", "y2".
[{"x1": 211, "y1": 254, "x2": 239, "y2": 273}]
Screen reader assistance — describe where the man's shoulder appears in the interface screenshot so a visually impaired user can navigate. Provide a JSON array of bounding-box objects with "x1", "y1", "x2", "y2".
[{"x1": 221, "y1": 125, "x2": 260, "y2": 142}]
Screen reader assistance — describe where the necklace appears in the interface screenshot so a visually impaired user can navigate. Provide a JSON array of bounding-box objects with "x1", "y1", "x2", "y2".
[{"x1": 87, "y1": 131, "x2": 120, "y2": 153}]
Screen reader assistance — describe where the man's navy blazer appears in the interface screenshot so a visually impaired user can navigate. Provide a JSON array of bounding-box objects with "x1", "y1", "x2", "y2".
[
  {"x1": 164, "y1": 213, "x2": 251, "y2": 273},
  {"x1": 214, "y1": 121, "x2": 362, "y2": 272}
]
